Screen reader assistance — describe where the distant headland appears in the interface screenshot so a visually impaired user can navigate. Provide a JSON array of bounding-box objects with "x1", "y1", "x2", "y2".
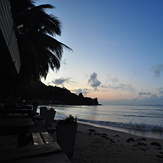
[{"x1": 21, "y1": 81, "x2": 100, "y2": 105}]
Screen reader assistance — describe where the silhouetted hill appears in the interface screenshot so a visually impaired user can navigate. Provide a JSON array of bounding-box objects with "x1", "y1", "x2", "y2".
[{"x1": 21, "y1": 81, "x2": 100, "y2": 105}]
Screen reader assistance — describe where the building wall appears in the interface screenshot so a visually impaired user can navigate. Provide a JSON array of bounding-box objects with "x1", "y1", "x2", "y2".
[
  {"x1": 0, "y1": 0, "x2": 21, "y2": 102},
  {"x1": 0, "y1": 0, "x2": 21, "y2": 73}
]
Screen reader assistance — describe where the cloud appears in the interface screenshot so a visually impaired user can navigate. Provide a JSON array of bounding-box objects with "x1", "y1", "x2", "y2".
[
  {"x1": 138, "y1": 91, "x2": 151, "y2": 95},
  {"x1": 62, "y1": 59, "x2": 67, "y2": 65},
  {"x1": 111, "y1": 77, "x2": 119, "y2": 84},
  {"x1": 102, "y1": 94, "x2": 163, "y2": 105},
  {"x1": 52, "y1": 77, "x2": 71, "y2": 86},
  {"x1": 151, "y1": 64, "x2": 163, "y2": 77},
  {"x1": 137, "y1": 94, "x2": 163, "y2": 105},
  {"x1": 72, "y1": 88, "x2": 89, "y2": 96},
  {"x1": 88, "y1": 72, "x2": 101, "y2": 89},
  {"x1": 158, "y1": 88, "x2": 163, "y2": 94},
  {"x1": 108, "y1": 84, "x2": 135, "y2": 92}
]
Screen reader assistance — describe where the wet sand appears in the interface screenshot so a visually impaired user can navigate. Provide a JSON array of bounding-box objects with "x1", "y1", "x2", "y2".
[
  {"x1": 70, "y1": 122, "x2": 163, "y2": 163},
  {"x1": 80, "y1": 122, "x2": 163, "y2": 139}
]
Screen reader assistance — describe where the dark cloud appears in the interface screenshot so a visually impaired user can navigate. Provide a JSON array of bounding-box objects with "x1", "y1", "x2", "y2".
[
  {"x1": 88, "y1": 72, "x2": 101, "y2": 88},
  {"x1": 52, "y1": 77, "x2": 70, "y2": 86},
  {"x1": 139, "y1": 92, "x2": 151, "y2": 95},
  {"x1": 151, "y1": 64, "x2": 163, "y2": 77}
]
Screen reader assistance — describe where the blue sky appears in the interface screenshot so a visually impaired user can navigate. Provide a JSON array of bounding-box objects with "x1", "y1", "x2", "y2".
[{"x1": 36, "y1": 0, "x2": 163, "y2": 105}]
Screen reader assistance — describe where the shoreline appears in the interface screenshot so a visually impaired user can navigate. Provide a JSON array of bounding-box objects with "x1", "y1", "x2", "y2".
[
  {"x1": 78, "y1": 121, "x2": 163, "y2": 139},
  {"x1": 70, "y1": 122, "x2": 163, "y2": 163}
]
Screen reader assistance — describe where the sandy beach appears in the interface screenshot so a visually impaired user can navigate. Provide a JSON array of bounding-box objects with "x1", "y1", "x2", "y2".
[
  {"x1": 0, "y1": 117, "x2": 162, "y2": 162},
  {"x1": 65, "y1": 122, "x2": 163, "y2": 163}
]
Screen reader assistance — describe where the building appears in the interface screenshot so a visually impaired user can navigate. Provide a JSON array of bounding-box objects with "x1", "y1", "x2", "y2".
[{"x1": 0, "y1": 0, "x2": 21, "y2": 102}]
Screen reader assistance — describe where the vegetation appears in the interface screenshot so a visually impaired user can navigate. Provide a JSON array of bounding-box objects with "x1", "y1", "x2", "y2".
[
  {"x1": 9, "y1": 0, "x2": 71, "y2": 100},
  {"x1": 57, "y1": 115, "x2": 77, "y2": 124},
  {"x1": 20, "y1": 81, "x2": 100, "y2": 105},
  {"x1": 3, "y1": 1, "x2": 99, "y2": 106}
]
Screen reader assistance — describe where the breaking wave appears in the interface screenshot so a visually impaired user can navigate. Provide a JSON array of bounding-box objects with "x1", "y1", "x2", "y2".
[{"x1": 77, "y1": 118, "x2": 163, "y2": 131}]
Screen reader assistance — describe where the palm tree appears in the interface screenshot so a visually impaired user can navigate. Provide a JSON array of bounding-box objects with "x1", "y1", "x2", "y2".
[{"x1": 9, "y1": 0, "x2": 71, "y2": 97}]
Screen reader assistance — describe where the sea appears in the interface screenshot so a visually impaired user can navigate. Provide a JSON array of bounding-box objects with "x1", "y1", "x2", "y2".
[{"x1": 38, "y1": 104, "x2": 163, "y2": 139}]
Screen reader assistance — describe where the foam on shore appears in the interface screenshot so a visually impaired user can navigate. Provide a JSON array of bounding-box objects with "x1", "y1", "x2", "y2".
[
  {"x1": 70, "y1": 122, "x2": 163, "y2": 163},
  {"x1": 78, "y1": 121, "x2": 163, "y2": 139}
]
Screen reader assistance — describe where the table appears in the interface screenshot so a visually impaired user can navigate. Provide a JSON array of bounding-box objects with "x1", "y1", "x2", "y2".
[
  {"x1": 0, "y1": 117, "x2": 34, "y2": 135},
  {"x1": 0, "y1": 117, "x2": 34, "y2": 146},
  {"x1": 0, "y1": 117, "x2": 34, "y2": 127},
  {"x1": 0, "y1": 142, "x2": 71, "y2": 163}
]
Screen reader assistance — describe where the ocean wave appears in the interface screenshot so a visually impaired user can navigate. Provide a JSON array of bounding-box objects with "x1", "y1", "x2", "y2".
[
  {"x1": 55, "y1": 113, "x2": 67, "y2": 120},
  {"x1": 77, "y1": 118, "x2": 163, "y2": 131}
]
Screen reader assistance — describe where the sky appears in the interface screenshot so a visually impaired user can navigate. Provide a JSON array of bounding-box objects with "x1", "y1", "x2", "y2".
[{"x1": 36, "y1": 0, "x2": 163, "y2": 105}]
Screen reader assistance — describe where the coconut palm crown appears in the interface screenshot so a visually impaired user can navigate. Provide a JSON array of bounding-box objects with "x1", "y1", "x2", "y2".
[{"x1": 10, "y1": 0, "x2": 71, "y2": 83}]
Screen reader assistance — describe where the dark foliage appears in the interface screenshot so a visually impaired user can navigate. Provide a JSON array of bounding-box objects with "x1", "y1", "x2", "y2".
[
  {"x1": 9, "y1": 0, "x2": 71, "y2": 101},
  {"x1": 20, "y1": 81, "x2": 100, "y2": 105}
]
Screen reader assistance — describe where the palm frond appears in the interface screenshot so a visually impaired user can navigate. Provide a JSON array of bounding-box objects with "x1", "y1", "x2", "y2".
[
  {"x1": 12, "y1": 3, "x2": 61, "y2": 36},
  {"x1": 10, "y1": 0, "x2": 72, "y2": 83},
  {"x1": 32, "y1": 4, "x2": 54, "y2": 10},
  {"x1": 30, "y1": 32, "x2": 71, "y2": 58}
]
